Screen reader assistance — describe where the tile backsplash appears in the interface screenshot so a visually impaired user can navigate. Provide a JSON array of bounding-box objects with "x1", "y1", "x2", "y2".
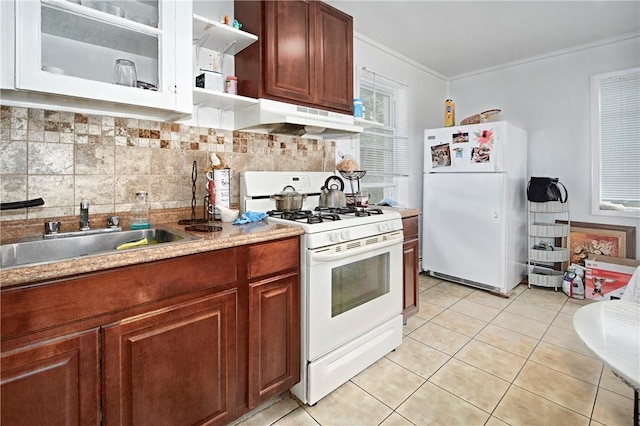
[{"x1": 0, "y1": 105, "x2": 335, "y2": 229}]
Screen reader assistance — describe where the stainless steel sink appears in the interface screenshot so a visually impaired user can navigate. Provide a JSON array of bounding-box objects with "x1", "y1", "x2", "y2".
[{"x1": 1, "y1": 228, "x2": 202, "y2": 269}]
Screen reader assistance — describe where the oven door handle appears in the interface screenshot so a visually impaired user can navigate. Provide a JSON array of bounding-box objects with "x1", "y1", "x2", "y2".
[{"x1": 310, "y1": 238, "x2": 401, "y2": 263}]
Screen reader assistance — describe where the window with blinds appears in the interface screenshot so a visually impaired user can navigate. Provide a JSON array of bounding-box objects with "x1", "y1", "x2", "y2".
[
  {"x1": 592, "y1": 68, "x2": 640, "y2": 214},
  {"x1": 359, "y1": 68, "x2": 409, "y2": 178}
]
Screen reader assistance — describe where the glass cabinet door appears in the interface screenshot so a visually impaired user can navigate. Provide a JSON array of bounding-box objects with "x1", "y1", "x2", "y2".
[{"x1": 15, "y1": 0, "x2": 191, "y2": 114}]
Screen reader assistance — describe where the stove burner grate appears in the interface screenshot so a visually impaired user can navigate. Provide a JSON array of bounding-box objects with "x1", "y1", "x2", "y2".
[
  {"x1": 315, "y1": 206, "x2": 357, "y2": 215},
  {"x1": 268, "y1": 210, "x2": 312, "y2": 220},
  {"x1": 354, "y1": 207, "x2": 383, "y2": 217},
  {"x1": 315, "y1": 206, "x2": 384, "y2": 216},
  {"x1": 268, "y1": 210, "x2": 341, "y2": 223},
  {"x1": 308, "y1": 213, "x2": 341, "y2": 223}
]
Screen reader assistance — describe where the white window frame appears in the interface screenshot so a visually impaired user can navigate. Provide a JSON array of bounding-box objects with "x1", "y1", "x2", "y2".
[
  {"x1": 590, "y1": 67, "x2": 640, "y2": 218},
  {"x1": 357, "y1": 67, "x2": 408, "y2": 203}
]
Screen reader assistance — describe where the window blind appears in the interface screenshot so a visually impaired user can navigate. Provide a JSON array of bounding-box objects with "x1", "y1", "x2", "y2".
[
  {"x1": 599, "y1": 70, "x2": 640, "y2": 206},
  {"x1": 359, "y1": 68, "x2": 409, "y2": 177}
]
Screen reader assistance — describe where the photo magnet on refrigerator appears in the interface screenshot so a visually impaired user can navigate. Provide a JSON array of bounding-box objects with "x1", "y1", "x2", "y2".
[
  {"x1": 453, "y1": 131, "x2": 469, "y2": 144},
  {"x1": 431, "y1": 143, "x2": 452, "y2": 167},
  {"x1": 471, "y1": 146, "x2": 491, "y2": 163}
]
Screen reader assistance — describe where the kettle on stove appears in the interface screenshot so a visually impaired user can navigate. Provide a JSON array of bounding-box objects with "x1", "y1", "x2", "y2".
[{"x1": 319, "y1": 176, "x2": 347, "y2": 208}]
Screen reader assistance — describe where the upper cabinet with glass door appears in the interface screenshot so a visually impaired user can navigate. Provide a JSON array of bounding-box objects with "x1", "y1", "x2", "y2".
[{"x1": 11, "y1": 0, "x2": 192, "y2": 118}]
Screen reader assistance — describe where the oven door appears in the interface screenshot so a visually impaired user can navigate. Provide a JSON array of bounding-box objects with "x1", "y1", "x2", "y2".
[{"x1": 306, "y1": 231, "x2": 403, "y2": 361}]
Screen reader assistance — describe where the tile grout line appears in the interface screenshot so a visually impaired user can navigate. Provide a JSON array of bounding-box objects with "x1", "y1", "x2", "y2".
[
  {"x1": 498, "y1": 292, "x2": 603, "y2": 422},
  {"x1": 399, "y1": 281, "x2": 515, "y2": 423},
  {"x1": 417, "y1": 282, "x2": 597, "y2": 424},
  {"x1": 486, "y1": 292, "x2": 573, "y2": 423}
]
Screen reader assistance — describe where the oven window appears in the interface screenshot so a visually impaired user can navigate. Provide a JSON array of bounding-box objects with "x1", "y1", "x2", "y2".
[{"x1": 331, "y1": 252, "x2": 390, "y2": 317}]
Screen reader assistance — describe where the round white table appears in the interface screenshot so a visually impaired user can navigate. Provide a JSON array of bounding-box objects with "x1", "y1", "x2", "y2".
[{"x1": 573, "y1": 300, "x2": 639, "y2": 425}]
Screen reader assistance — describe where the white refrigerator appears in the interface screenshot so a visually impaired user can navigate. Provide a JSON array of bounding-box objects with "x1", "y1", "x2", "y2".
[{"x1": 422, "y1": 121, "x2": 528, "y2": 294}]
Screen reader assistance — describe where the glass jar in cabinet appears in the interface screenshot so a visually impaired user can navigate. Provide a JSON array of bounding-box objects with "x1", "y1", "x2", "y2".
[{"x1": 12, "y1": 0, "x2": 192, "y2": 116}]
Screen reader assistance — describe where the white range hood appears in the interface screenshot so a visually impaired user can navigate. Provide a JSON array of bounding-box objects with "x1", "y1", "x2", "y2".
[{"x1": 234, "y1": 99, "x2": 363, "y2": 138}]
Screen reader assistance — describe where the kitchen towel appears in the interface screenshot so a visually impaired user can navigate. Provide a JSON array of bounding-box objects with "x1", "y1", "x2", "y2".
[{"x1": 233, "y1": 211, "x2": 267, "y2": 225}]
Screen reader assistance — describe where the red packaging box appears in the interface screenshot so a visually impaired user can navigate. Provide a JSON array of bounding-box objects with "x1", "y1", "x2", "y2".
[{"x1": 584, "y1": 255, "x2": 640, "y2": 300}]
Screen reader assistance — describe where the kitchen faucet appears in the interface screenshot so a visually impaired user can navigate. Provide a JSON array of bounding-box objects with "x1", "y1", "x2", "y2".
[
  {"x1": 79, "y1": 201, "x2": 90, "y2": 231},
  {"x1": 44, "y1": 206, "x2": 122, "y2": 239}
]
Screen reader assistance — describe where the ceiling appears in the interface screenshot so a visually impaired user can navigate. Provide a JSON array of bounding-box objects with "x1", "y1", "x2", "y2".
[{"x1": 324, "y1": 1, "x2": 640, "y2": 78}]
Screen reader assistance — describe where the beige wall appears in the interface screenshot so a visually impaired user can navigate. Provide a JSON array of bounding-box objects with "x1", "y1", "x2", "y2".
[{"x1": 0, "y1": 105, "x2": 336, "y2": 223}]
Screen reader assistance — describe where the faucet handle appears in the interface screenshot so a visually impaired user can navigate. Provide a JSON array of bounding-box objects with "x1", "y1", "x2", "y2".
[
  {"x1": 107, "y1": 215, "x2": 120, "y2": 228},
  {"x1": 44, "y1": 221, "x2": 61, "y2": 234}
]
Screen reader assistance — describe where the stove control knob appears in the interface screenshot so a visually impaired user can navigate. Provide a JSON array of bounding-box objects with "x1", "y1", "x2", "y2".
[
  {"x1": 340, "y1": 230, "x2": 351, "y2": 241},
  {"x1": 378, "y1": 224, "x2": 387, "y2": 232},
  {"x1": 330, "y1": 232, "x2": 341, "y2": 242}
]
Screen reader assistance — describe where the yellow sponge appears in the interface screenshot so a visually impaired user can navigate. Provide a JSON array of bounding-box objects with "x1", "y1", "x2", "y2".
[{"x1": 116, "y1": 237, "x2": 149, "y2": 250}]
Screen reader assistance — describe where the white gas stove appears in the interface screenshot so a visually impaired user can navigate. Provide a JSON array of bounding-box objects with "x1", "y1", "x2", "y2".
[{"x1": 241, "y1": 171, "x2": 403, "y2": 405}]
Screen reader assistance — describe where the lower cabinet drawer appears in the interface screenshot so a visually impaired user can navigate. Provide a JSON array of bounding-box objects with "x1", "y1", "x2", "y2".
[
  {"x1": 248, "y1": 237, "x2": 299, "y2": 279},
  {"x1": 402, "y1": 216, "x2": 419, "y2": 239}
]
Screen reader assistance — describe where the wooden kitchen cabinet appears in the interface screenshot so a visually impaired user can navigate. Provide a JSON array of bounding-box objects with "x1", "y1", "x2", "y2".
[
  {"x1": 402, "y1": 216, "x2": 420, "y2": 321},
  {"x1": 102, "y1": 291, "x2": 237, "y2": 426},
  {"x1": 234, "y1": 0, "x2": 353, "y2": 114},
  {"x1": 5, "y1": 0, "x2": 192, "y2": 119},
  {"x1": 246, "y1": 238, "x2": 301, "y2": 409},
  {"x1": 1, "y1": 236, "x2": 300, "y2": 426},
  {"x1": 314, "y1": 1, "x2": 354, "y2": 113},
  {"x1": 1, "y1": 329, "x2": 100, "y2": 426},
  {"x1": 248, "y1": 274, "x2": 300, "y2": 408}
]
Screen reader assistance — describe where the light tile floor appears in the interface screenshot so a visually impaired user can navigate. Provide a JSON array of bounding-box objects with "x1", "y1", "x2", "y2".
[{"x1": 237, "y1": 274, "x2": 636, "y2": 425}]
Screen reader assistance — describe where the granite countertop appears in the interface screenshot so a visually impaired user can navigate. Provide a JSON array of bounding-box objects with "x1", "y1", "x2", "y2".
[
  {"x1": 0, "y1": 221, "x2": 304, "y2": 289},
  {"x1": 378, "y1": 206, "x2": 421, "y2": 218},
  {"x1": 396, "y1": 207, "x2": 421, "y2": 219}
]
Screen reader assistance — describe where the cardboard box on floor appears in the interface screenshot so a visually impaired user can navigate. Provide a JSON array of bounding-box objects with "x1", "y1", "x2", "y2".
[{"x1": 584, "y1": 255, "x2": 640, "y2": 300}]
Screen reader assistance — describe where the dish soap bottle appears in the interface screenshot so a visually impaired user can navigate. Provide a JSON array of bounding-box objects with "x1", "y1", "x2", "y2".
[{"x1": 130, "y1": 191, "x2": 150, "y2": 229}]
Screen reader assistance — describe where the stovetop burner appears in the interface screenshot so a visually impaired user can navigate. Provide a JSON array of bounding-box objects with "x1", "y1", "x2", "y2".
[
  {"x1": 267, "y1": 207, "x2": 386, "y2": 225},
  {"x1": 315, "y1": 206, "x2": 384, "y2": 216},
  {"x1": 355, "y1": 207, "x2": 383, "y2": 216},
  {"x1": 315, "y1": 206, "x2": 355, "y2": 215},
  {"x1": 267, "y1": 210, "x2": 341, "y2": 224}
]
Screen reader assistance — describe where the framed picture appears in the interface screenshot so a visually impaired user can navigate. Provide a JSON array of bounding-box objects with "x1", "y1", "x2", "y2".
[{"x1": 556, "y1": 221, "x2": 636, "y2": 266}]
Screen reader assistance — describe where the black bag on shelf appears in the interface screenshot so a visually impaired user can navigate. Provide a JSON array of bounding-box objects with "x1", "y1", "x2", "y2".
[{"x1": 527, "y1": 177, "x2": 568, "y2": 203}]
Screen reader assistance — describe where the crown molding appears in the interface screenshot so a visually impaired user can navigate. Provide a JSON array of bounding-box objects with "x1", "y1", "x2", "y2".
[{"x1": 449, "y1": 32, "x2": 640, "y2": 81}]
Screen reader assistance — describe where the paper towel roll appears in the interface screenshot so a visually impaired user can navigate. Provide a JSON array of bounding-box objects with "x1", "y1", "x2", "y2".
[{"x1": 213, "y1": 168, "x2": 230, "y2": 218}]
